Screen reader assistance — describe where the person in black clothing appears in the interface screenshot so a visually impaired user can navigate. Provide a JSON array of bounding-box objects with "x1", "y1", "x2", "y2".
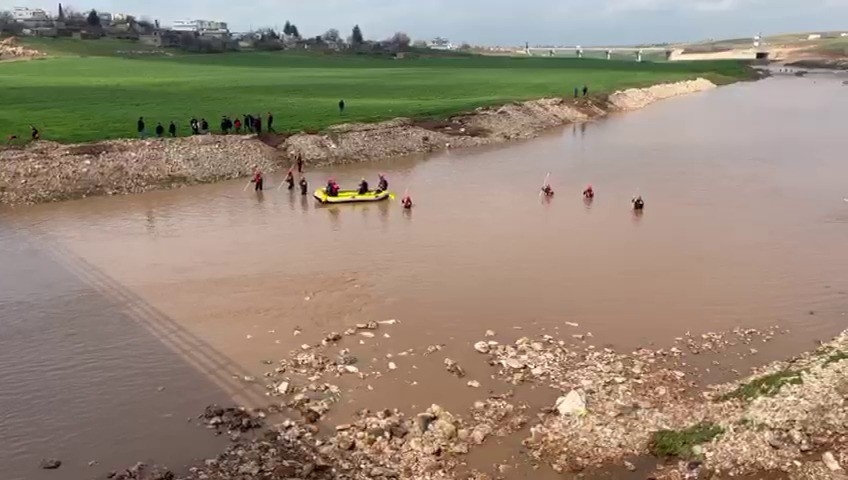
[
  {"x1": 155, "y1": 122, "x2": 164, "y2": 137},
  {"x1": 168, "y1": 121, "x2": 177, "y2": 137},
  {"x1": 582, "y1": 85, "x2": 588, "y2": 97},
  {"x1": 137, "y1": 117, "x2": 146, "y2": 138},
  {"x1": 573, "y1": 87, "x2": 579, "y2": 98},
  {"x1": 254, "y1": 115, "x2": 262, "y2": 134},
  {"x1": 190, "y1": 117, "x2": 199, "y2": 135},
  {"x1": 200, "y1": 118, "x2": 209, "y2": 133},
  {"x1": 221, "y1": 117, "x2": 228, "y2": 134},
  {"x1": 338, "y1": 99, "x2": 345, "y2": 114},
  {"x1": 357, "y1": 178, "x2": 369, "y2": 195},
  {"x1": 245, "y1": 114, "x2": 254, "y2": 133},
  {"x1": 285, "y1": 170, "x2": 295, "y2": 190},
  {"x1": 296, "y1": 155, "x2": 303, "y2": 173},
  {"x1": 376, "y1": 173, "x2": 388, "y2": 193},
  {"x1": 267, "y1": 112, "x2": 275, "y2": 133},
  {"x1": 30, "y1": 125, "x2": 40, "y2": 140},
  {"x1": 299, "y1": 176, "x2": 308, "y2": 195}
]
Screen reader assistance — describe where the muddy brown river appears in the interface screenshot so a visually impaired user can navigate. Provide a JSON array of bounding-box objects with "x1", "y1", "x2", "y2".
[{"x1": 2, "y1": 74, "x2": 848, "y2": 480}]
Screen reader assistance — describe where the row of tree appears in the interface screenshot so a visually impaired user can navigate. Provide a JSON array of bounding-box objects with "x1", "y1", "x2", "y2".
[{"x1": 248, "y1": 23, "x2": 415, "y2": 53}]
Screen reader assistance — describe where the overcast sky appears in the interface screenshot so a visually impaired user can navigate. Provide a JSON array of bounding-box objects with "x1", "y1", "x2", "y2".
[{"x1": 3, "y1": 0, "x2": 848, "y2": 45}]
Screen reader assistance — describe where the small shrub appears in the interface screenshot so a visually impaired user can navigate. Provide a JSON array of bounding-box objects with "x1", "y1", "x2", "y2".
[
  {"x1": 650, "y1": 423, "x2": 724, "y2": 458},
  {"x1": 718, "y1": 370, "x2": 802, "y2": 401},
  {"x1": 823, "y1": 350, "x2": 848, "y2": 367}
]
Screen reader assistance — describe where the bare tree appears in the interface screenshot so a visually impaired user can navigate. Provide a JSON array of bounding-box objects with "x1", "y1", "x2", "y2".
[
  {"x1": 384, "y1": 32, "x2": 411, "y2": 52},
  {"x1": 322, "y1": 28, "x2": 340, "y2": 43}
]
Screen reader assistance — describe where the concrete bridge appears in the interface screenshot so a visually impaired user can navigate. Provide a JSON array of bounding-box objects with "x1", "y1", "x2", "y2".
[
  {"x1": 525, "y1": 46, "x2": 768, "y2": 62},
  {"x1": 525, "y1": 46, "x2": 671, "y2": 61}
]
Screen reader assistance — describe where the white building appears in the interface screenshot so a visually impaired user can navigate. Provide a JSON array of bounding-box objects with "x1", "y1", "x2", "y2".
[
  {"x1": 171, "y1": 19, "x2": 229, "y2": 37},
  {"x1": 428, "y1": 37, "x2": 454, "y2": 50},
  {"x1": 12, "y1": 7, "x2": 50, "y2": 21}
]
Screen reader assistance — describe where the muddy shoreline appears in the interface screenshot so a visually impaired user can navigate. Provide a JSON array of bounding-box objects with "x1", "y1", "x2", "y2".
[
  {"x1": 94, "y1": 324, "x2": 847, "y2": 480},
  {"x1": 1, "y1": 78, "x2": 717, "y2": 206}
]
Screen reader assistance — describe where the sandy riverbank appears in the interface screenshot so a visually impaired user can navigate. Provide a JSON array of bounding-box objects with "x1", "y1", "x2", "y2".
[{"x1": 1, "y1": 78, "x2": 717, "y2": 206}]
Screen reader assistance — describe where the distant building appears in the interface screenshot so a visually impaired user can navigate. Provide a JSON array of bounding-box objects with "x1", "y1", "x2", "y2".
[
  {"x1": 12, "y1": 7, "x2": 50, "y2": 21},
  {"x1": 427, "y1": 37, "x2": 454, "y2": 50},
  {"x1": 171, "y1": 19, "x2": 229, "y2": 37},
  {"x1": 98, "y1": 12, "x2": 113, "y2": 24},
  {"x1": 807, "y1": 33, "x2": 822, "y2": 40}
]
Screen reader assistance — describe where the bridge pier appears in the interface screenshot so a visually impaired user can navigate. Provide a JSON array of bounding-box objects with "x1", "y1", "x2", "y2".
[
  {"x1": 635, "y1": 49, "x2": 643, "y2": 62},
  {"x1": 606, "y1": 49, "x2": 612, "y2": 60}
]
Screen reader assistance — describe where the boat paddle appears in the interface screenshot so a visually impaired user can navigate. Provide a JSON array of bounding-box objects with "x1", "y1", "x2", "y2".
[{"x1": 277, "y1": 167, "x2": 294, "y2": 191}]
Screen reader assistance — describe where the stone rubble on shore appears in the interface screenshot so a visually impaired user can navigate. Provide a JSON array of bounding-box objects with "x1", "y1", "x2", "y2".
[
  {"x1": 608, "y1": 78, "x2": 717, "y2": 111},
  {"x1": 0, "y1": 37, "x2": 45, "y2": 60},
  {"x1": 1, "y1": 135, "x2": 280, "y2": 205},
  {"x1": 475, "y1": 327, "x2": 846, "y2": 479},
  {"x1": 111, "y1": 320, "x2": 846, "y2": 480}
]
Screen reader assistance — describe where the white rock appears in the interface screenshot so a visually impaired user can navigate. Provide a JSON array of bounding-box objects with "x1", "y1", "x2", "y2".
[
  {"x1": 474, "y1": 341, "x2": 490, "y2": 354},
  {"x1": 823, "y1": 452, "x2": 842, "y2": 472},
  {"x1": 388, "y1": 362, "x2": 397, "y2": 371},
  {"x1": 360, "y1": 332, "x2": 375, "y2": 338},
  {"x1": 565, "y1": 322, "x2": 579, "y2": 327},
  {"x1": 344, "y1": 366, "x2": 359, "y2": 374},
  {"x1": 554, "y1": 390, "x2": 586, "y2": 416},
  {"x1": 276, "y1": 382, "x2": 290, "y2": 394},
  {"x1": 504, "y1": 358, "x2": 525, "y2": 370},
  {"x1": 467, "y1": 380, "x2": 481, "y2": 388},
  {"x1": 378, "y1": 319, "x2": 398, "y2": 325},
  {"x1": 485, "y1": 330, "x2": 496, "y2": 337}
]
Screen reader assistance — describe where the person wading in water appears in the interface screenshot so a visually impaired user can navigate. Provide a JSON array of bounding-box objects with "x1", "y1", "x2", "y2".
[
  {"x1": 251, "y1": 168, "x2": 264, "y2": 192},
  {"x1": 299, "y1": 176, "x2": 308, "y2": 195}
]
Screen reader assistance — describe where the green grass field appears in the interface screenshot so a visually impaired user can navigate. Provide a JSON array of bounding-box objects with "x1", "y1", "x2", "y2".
[{"x1": 0, "y1": 39, "x2": 754, "y2": 143}]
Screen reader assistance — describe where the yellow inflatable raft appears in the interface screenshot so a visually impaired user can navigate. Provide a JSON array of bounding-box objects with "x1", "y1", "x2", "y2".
[{"x1": 313, "y1": 189, "x2": 394, "y2": 204}]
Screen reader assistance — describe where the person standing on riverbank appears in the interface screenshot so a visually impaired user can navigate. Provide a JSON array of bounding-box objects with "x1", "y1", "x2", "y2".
[
  {"x1": 583, "y1": 85, "x2": 589, "y2": 97},
  {"x1": 234, "y1": 117, "x2": 242, "y2": 134},
  {"x1": 296, "y1": 154, "x2": 303, "y2": 173},
  {"x1": 573, "y1": 87, "x2": 578, "y2": 98},
  {"x1": 190, "y1": 117, "x2": 199, "y2": 135},
  {"x1": 137, "y1": 117, "x2": 146, "y2": 138},
  {"x1": 254, "y1": 115, "x2": 262, "y2": 134},
  {"x1": 244, "y1": 114, "x2": 253, "y2": 134},
  {"x1": 339, "y1": 99, "x2": 345, "y2": 114},
  {"x1": 200, "y1": 118, "x2": 209, "y2": 134},
  {"x1": 267, "y1": 112, "x2": 275, "y2": 133},
  {"x1": 155, "y1": 122, "x2": 164, "y2": 138},
  {"x1": 30, "y1": 125, "x2": 39, "y2": 141},
  {"x1": 168, "y1": 121, "x2": 176, "y2": 137}
]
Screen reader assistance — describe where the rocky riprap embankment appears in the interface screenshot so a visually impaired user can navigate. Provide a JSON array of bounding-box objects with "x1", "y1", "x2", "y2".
[
  {"x1": 281, "y1": 78, "x2": 717, "y2": 167},
  {"x1": 2, "y1": 78, "x2": 717, "y2": 206},
  {"x1": 0, "y1": 135, "x2": 281, "y2": 205}
]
